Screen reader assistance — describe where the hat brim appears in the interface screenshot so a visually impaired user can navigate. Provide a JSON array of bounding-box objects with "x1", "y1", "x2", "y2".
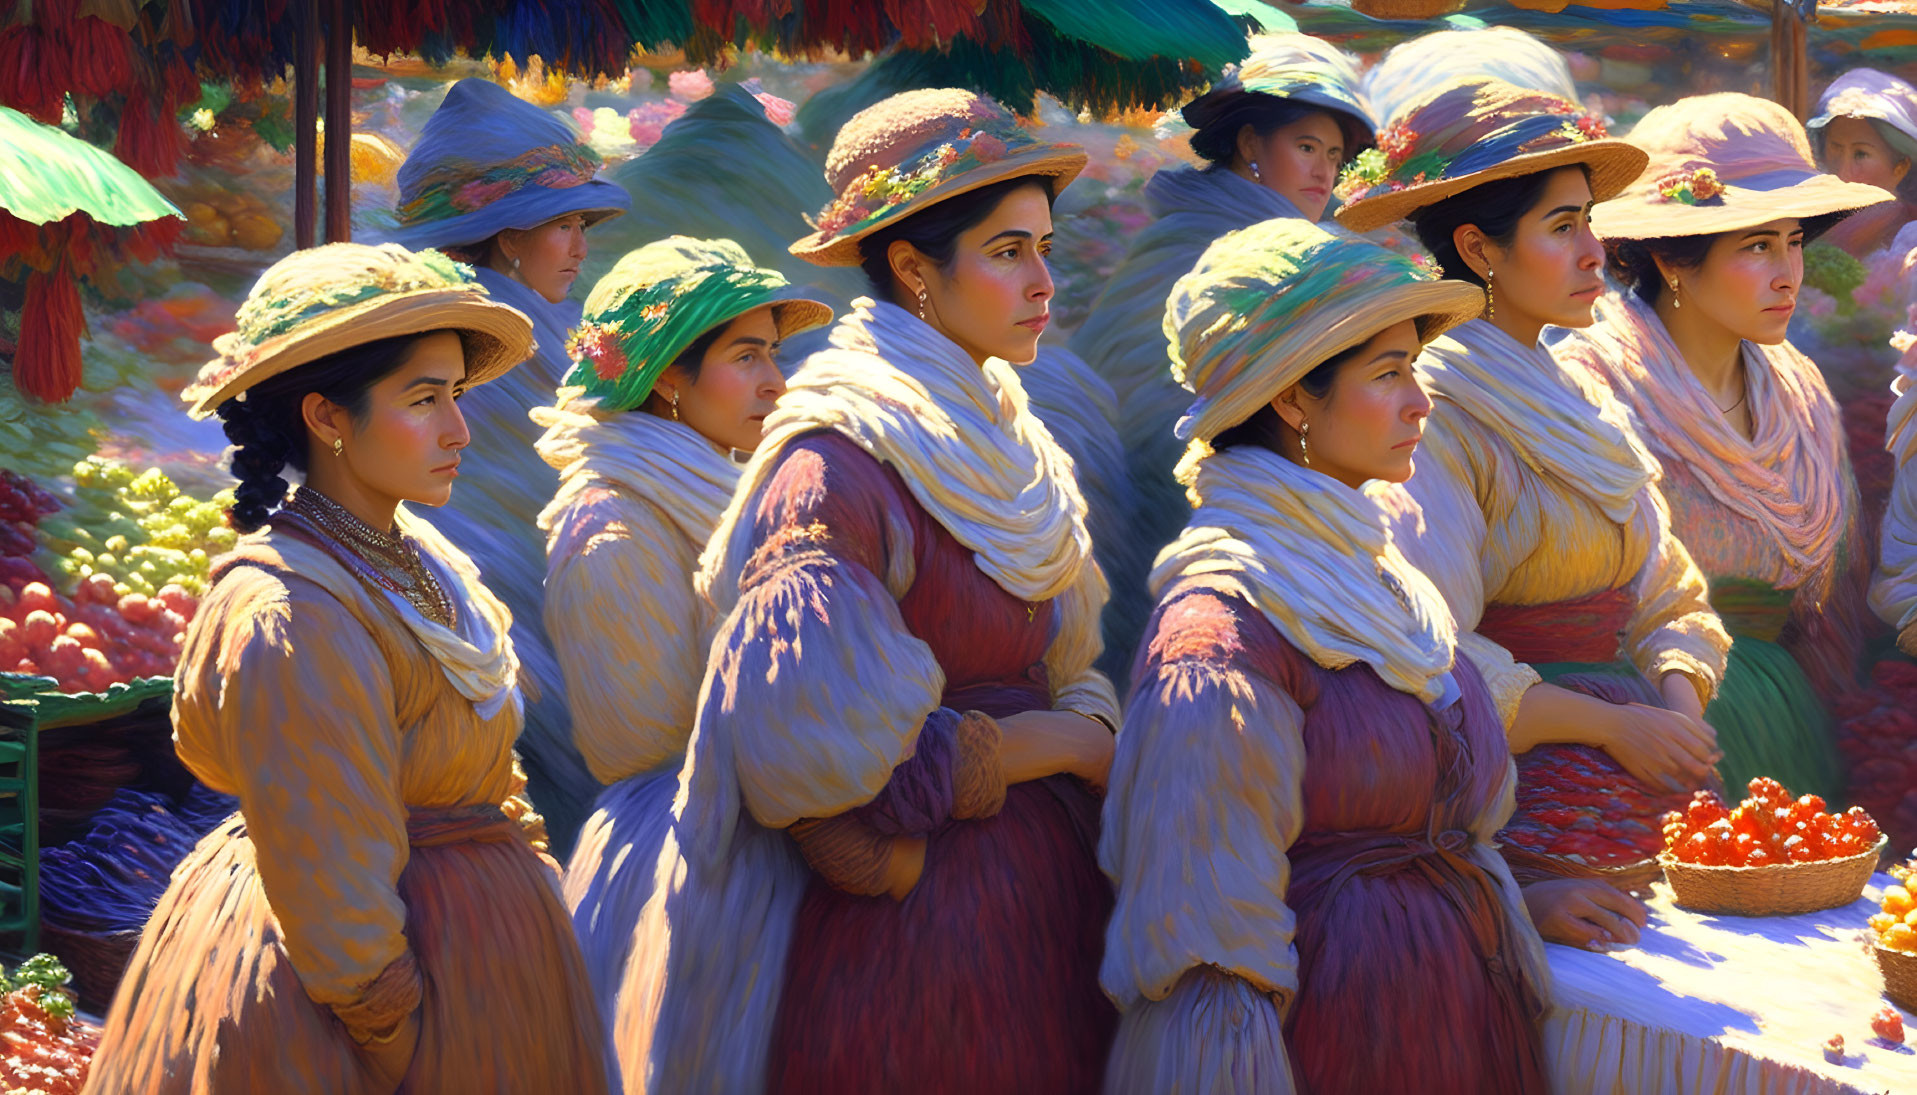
[
  {"x1": 1335, "y1": 139, "x2": 1649, "y2": 234},
  {"x1": 1184, "y1": 278, "x2": 1485, "y2": 442},
  {"x1": 1590, "y1": 170, "x2": 1895, "y2": 240},
  {"x1": 389, "y1": 177, "x2": 631, "y2": 251},
  {"x1": 790, "y1": 146, "x2": 1088, "y2": 267},
  {"x1": 769, "y1": 294, "x2": 835, "y2": 342},
  {"x1": 186, "y1": 291, "x2": 535, "y2": 419}
]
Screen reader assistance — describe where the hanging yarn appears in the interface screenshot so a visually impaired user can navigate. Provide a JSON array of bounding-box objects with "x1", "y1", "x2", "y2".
[
  {"x1": 15, "y1": 266, "x2": 85, "y2": 403},
  {"x1": 63, "y1": 16, "x2": 134, "y2": 100},
  {"x1": 0, "y1": 22, "x2": 63, "y2": 122}
]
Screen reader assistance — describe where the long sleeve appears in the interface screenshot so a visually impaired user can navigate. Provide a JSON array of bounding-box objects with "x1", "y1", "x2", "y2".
[
  {"x1": 1100, "y1": 583, "x2": 1306, "y2": 1016},
  {"x1": 1622, "y1": 485, "x2": 1731, "y2": 706},
  {"x1": 1873, "y1": 362, "x2": 1917, "y2": 629},
  {"x1": 544, "y1": 489, "x2": 705, "y2": 785},
  {"x1": 1398, "y1": 408, "x2": 1539, "y2": 731},
  {"x1": 1105, "y1": 967, "x2": 1295, "y2": 1095},
  {"x1": 171, "y1": 567, "x2": 419, "y2": 1031}
]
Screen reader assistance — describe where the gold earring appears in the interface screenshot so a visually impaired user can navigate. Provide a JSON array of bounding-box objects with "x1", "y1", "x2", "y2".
[
  {"x1": 1484, "y1": 267, "x2": 1496, "y2": 320},
  {"x1": 1669, "y1": 277, "x2": 1681, "y2": 309},
  {"x1": 332, "y1": 437, "x2": 343, "y2": 457},
  {"x1": 916, "y1": 283, "x2": 929, "y2": 321},
  {"x1": 670, "y1": 390, "x2": 680, "y2": 421},
  {"x1": 1299, "y1": 420, "x2": 1311, "y2": 466}
]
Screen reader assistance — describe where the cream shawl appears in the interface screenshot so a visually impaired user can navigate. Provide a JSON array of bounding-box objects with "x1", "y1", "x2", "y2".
[
  {"x1": 1153, "y1": 445, "x2": 1459, "y2": 705},
  {"x1": 699, "y1": 297, "x2": 1095, "y2": 609},
  {"x1": 1421, "y1": 317, "x2": 1660, "y2": 525},
  {"x1": 236, "y1": 504, "x2": 521, "y2": 721},
  {"x1": 532, "y1": 388, "x2": 740, "y2": 545},
  {"x1": 1565, "y1": 293, "x2": 1847, "y2": 591}
]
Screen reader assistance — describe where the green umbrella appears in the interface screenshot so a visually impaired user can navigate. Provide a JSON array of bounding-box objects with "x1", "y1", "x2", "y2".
[{"x1": 0, "y1": 105, "x2": 181, "y2": 228}]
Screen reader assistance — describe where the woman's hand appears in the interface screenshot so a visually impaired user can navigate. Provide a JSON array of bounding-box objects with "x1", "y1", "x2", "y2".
[
  {"x1": 358, "y1": 1009, "x2": 420, "y2": 1093},
  {"x1": 997, "y1": 709, "x2": 1114, "y2": 790},
  {"x1": 1899, "y1": 621, "x2": 1917, "y2": 658},
  {"x1": 1512, "y1": 682, "x2": 1718, "y2": 792},
  {"x1": 1523, "y1": 878, "x2": 1650, "y2": 951}
]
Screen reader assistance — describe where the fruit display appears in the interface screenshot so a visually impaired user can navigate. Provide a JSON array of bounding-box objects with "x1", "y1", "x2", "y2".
[
  {"x1": 1660, "y1": 780, "x2": 1882, "y2": 867},
  {"x1": 161, "y1": 180, "x2": 284, "y2": 253},
  {"x1": 37, "y1": 458, "x2": 235, "y2": 601},
  {"x1": 1875, "y1": 859, "x2": 1917, "y2": 1016},
  {"x1": 0, "y1": 955, "x2": 97, "y2": 1095},
  {"x1": 1870, "y1": 874, "x2": 1917, "y2": 958},
  {"x1": 1500, "y1": 745, "x2": 1691, "y2": 871}
]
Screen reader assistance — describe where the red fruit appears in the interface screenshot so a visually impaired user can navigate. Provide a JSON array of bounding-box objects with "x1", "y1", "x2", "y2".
[
  {"x1": 1795, "y1": 793, "x2": 1828, "y2": 816},
  {"x1": 1680, "y1": 831, "x2": 1713, "y2": 864},
  {"x1": 15, "y1": 582, "x2": 54, "y2": 615},
  {"x1": 116, "y1": 593, "x2": 158, "y2": 625},
  {"x1": 62, "y1": 622, "x2": 98, "y2": 649},
  {"x1": 1784, "y1": 834, "x2": 1818, "y2": 863},
  {"x1": 1824, "y1": 1033, "x2": 1845, "y2": 1063},
  {"x1": 1688, "y1": 795, "x2": 1728, "y2": 829},
  {"x1": 1746, "y1": 846, "x2": 1777, "y2": 866},
  {"x1": 1872, "y1": 1006, "x2": 1905, "y2": 1043},
  {"x1": 18, "y1": 609, "x2": 55, "y2": 647},
  {"x1": 75, "y1": 573, "x2": 117, "y2": 606}
]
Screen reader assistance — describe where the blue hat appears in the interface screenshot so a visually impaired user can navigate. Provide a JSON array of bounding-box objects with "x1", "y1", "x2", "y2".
[{"x1": 391, "y1": 78, "x2": 630, "y2": 251}]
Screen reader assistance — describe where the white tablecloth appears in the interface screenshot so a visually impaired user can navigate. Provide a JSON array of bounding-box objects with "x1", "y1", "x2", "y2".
[{"x1": 1545, "y1": 874, "x2": 1917, "y2": 1095}]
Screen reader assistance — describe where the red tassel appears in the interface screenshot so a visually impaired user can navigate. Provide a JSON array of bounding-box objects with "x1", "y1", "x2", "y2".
[
  {"x1": 16, "y1": 268, "x2": 85, "y2": 403},
  {"x1": 62, "y1": 16, "x2": 134, "y2": 99},
  {"x1": 0, "y1": 25, "x2": 63, "y2": 122},
  {"x1": 111, "y1": 84, "x2": 182, "y2": 178}
]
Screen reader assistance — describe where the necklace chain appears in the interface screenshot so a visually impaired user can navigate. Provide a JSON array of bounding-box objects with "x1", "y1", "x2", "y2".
[{"x1": 284, "y1": 488, "x2": 457, "y2": 628}]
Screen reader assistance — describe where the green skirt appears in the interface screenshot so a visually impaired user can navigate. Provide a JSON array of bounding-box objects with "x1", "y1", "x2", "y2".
[{"x1": 1705, "y1": 635, "x2": 1843, "y2": 804}]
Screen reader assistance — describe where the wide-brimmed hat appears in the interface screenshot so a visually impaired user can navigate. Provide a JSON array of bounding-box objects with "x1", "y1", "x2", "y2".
[
  {"x1": 1592, "y1": 92, "x2": 1894, "y2": 241},
  {"x1": 1809, "y1": 68, "x2": 1917, "y2": 155},
  {"x1": 391, "y1": 78, "x2": 630, "y2": 252},
  {"x1": 1179, "y1": 33, "x2": 1376, "y2": 152},
  {"x1": 1334, "y1": 76, "x2": 1646, "y2": 234},
  {"x1": 790, "y1": 88, "x2": 1086, "y2": 267},
  {"x1": 1167, "y1": 217, "x2": 1484, "y2": 444},
  {"x1": 184, "y1": 243, "x2": 534, "y2": 419},
  {"x1": 564, "y1": 236, "x2": 833, "y2": 412},
  {"x1": 1363, "y1": 27, "x2": 1579, "y2": 129}
]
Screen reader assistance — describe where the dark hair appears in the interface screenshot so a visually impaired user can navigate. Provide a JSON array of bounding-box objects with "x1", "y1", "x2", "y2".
[
  {"x1": 214, "y1": 331, "x2": 450, "y2": 533},
  {"x1": 1605, "y1": 211, "x2": 1849, "y2": 304},
  {"x1": 1209, "y1": 339, "x2": 1369, "y2": 454},
  {"x1": 857, "y1": 175, "x2": 1057, "y2": 302},
  {"x1": 639, "y1": 318, "x2": 732, "y2": 417},
  {"x1": 1407, "y1": 166, "x2": 1589, "y2": 289},
  {"x1": 1189, "y1": 97, "x2": 1366, "y2": 170}
]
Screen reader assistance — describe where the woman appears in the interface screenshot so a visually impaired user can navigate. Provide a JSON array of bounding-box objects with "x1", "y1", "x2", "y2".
[
  {"x1": 391, "y1": 77, "x2": 632, "y2": 854},
  {"x1": 1070, "y1": 34, "x2": 1375, "y2": 684},
  {"x1": 1102, "y1": 216, "x2": 1549, "y2": 1095},
  {"x1": 1560, "y1": 93, "x2": 1885, "y2": 803},
  {"x1": 83, "y1": 243, "x2": 611, "y2": 1093},
  {"x1": 536, "y1": 236, "x2": 832, "y2": 1022},
  {"x1": 615, "y1": 89, "x2": 1119, "y2": 1094},
  {"x1": 1808, "y1": 68, "x2": 1917, "y2": 257},
  {"x1": 1335, "y1": 76, "x2": 1732, "y2": 881}
]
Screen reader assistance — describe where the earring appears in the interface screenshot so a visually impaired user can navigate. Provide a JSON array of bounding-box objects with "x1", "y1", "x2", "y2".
[
  {"x1": 332, "y1": 437, "x2": 344, "y2": 457},
  {"x1": 1484, "y1": 267, "x2": 1496, "y2": 320},
  {"x1": 1669, "y1": 277, "x2": 1681, "y2": 309},
  {"x1": 1249, "y1": 160, "x2": 1263, "y2": 182},
  {"x1": 670, "y1": 389, "x2": 680, "y2": 421},
  {"x1": 1299, "y1": 420, "x2": 1311, "y2": 466},
  {"x1": 512, "y1": 255, "x2": 521, "y2": 272},
  {"x1": 916, "y1": 283, "x2": 929, "y2": 321}
]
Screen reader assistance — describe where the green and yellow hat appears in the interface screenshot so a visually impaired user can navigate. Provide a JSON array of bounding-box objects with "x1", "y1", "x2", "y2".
[{"x1": 564, "y1": 237, "x2": 833, "y2": 412}]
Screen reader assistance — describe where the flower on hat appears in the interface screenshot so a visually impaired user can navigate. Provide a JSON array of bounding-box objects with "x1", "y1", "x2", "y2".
[
  {"x1": 1411, "y1": 253, "x2": 1445, "y2": 280},
  {"x1": 567, "y1": 321, "x2": 628, "y2": 382},
  {"x1": 1652, "y1": 167, "x2": 1725, "y2": 206},
  {"x1": 969, "y1": 132, "x2": 1008, "y2": 163},
  {"x1": 807, "y1": 108, "x2": 1047, "y2": 242},
  {"x1": 1376, "y1": 121, "x2": 1418, "y2": 165}
]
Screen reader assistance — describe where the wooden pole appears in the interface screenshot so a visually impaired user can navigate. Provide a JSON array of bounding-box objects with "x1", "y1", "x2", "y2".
[
  {"x1": 1769, "y1": 0, "x2": 1812, "y2": 121},
  {"x1": 323, "y1": 0, "x2": 353, "y2": 243},
  {"x1": 294, "y1": 0, "x2": 319, "y2": 249}
]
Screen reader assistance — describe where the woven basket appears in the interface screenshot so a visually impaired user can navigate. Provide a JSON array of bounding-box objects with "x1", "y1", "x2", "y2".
[
  {"x1": 1660, "y1": 837, "x2": 1887, "y2": 917},
  {"x1": 40, "y1": 922, "x2": 140, "y2": 1010},
  {"x1": 1878, "y1": 944, "x2": 1917, "y2": 1013},
  {"x1": 1349, "y1": 0, "x2": 1469, "y2": 19}
]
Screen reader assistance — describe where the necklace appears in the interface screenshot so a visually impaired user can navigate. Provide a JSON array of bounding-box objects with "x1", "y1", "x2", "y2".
[
  {"x1": 1715, "y1": 391, "x2": 1747, "y2": 416},
  {"x1": 282, "y1": 487, "x2": 457, "y2": 628}
]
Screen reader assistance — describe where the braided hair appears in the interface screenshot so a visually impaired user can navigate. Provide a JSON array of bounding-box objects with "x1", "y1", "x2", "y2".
[{"x1": 213, "y1": 331, "x2": 444, "y2": 532}]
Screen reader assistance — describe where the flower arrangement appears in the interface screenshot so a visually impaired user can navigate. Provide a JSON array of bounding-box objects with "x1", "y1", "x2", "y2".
[
  {"x1": 1652, "y1": 166, "x2": 1725, "y2": 205},
  {"x1": 811, "y1": 122, "x2": 1035, "y2": 241},
  {"x1": 234, "y1": 248, "x2": 475, "y2": 346},
  {"x1": 399, "y1": 141, "x2": 604, "y2": 225},
  {"x1": 566, "y1": 320, "x2": 628, "y2": 383}
]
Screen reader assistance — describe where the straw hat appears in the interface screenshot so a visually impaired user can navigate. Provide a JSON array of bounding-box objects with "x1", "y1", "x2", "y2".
[
  {"x1": 791, "y1": 88, "x2": 1086, "y2": 267},
  {"x1": 1334, "y1": 76, "x2": 1646, "y2": 234},
  {"x1": 391, "y1": 78, "x2": 630, "y2": 252},
  {"x1": 1179, "y1": 33, "x2": 1376, "y2": 151},
  {"x1": 565, "y1": 237, "x2": 833, "y2": 413},
  {"x1": 184, "y1": 244, "x2": 534, "y2": 419},
  {"x1": 1363, "y1": 27, "x2": 1579, "y2": 129},
  {"x1": 1592, "y1": 92, "x2": 1894, "y2": 241},
  {"x1": 1167, "y1": 217, "x2": 1484, "y2": 444}
]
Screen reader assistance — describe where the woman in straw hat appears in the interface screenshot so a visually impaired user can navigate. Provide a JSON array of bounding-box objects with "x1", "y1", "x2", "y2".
[
  {"x1": 83, "y1": 244, "x2": 612, "y2": 1094},
  {"x1": 1072, "y1": 33, "x2": 1376, "y2": 687},
  {"x1": 389, "y1": 77, "x2": 634, "y2": 857},
  {"x1": 1101, "y1": 217, "x2": 1549, "y2": 1095},
  {"x1": 531, "y1": 236, "x2": 832, "y2": 1027},
  {"x1": 1335, "y1": 77, "x2": 1732, "y2": 893},
  {"x1": 1809, "y1": 68, "x2": 1917, "y2": 257},
  {"x1": 611, "y1": 89, "x2": 1119, "y2": 1094},
  {"x1": 1557, "y1": 93, "x2": 1887, "y2": 806}
]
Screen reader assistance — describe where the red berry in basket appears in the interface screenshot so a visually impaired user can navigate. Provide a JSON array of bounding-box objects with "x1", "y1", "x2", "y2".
[
  {"x1": 15, "y1": 582, "x2": 55, "y2": 616},
  {"x1": 1688, "y1": 791, "x2": 1728, "y2": 828},
  {"x1": 1795, "y1": 793, "x2": 1828, "y2": 817},
  {"x1": 1824, "y1": 1034, "x2": 1845, "y2": 1063},
  {"x1": 1746, "y1": 846, "x2": 1776, "y2": 866},
  {"x1": 1873, "y1": 1006, "x2": 1905, "y2": 1043},
  {"x1": 1680, "y1": 831, "x2": 1712, "y2": 864}
]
